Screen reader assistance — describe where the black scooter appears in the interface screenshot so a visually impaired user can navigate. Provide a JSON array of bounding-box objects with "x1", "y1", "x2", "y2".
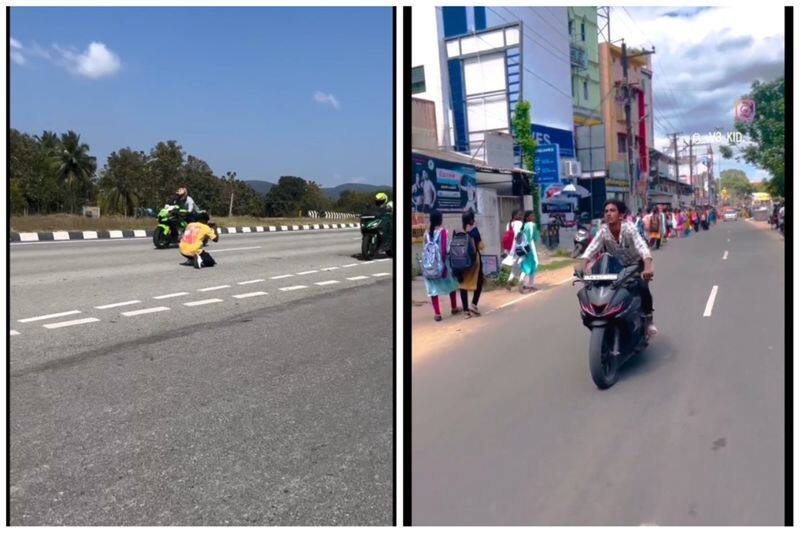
[{"x1": 575, "y1": 253, "x2": 649, "y2": 389}]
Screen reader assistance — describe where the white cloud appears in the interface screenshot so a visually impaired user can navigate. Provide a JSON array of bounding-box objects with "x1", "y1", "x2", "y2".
[
  {"x1": 10, "y1": 37, "x2": 22, "y2": 50},
  {"x1": 313, "y1": 90, "x2": 341, "y2": 110},
  {"x1": 11, "y1": 51, "x2": 25, "y2": 65},
  {"x1": 55, "y1": 41, "x2": 121, "y2": 79}
]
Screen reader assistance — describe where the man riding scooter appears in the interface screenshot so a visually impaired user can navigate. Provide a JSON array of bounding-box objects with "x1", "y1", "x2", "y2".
[{"x1": 580, "y1": 199, "x2": 657, "y2": 338}]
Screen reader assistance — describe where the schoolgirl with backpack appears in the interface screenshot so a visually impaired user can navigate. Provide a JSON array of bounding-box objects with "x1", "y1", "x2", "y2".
[
  {"x1": 421, "y1": 211, "x2": 460, "y2": 322},
  {"x1": 453, "y1": 210, "x2": 484, "y2": 317}
]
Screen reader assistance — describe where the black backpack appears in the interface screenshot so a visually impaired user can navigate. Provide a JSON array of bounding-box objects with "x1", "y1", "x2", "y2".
[{"x1": 449, "y1": 230, "x2": 475, "y2": 273}]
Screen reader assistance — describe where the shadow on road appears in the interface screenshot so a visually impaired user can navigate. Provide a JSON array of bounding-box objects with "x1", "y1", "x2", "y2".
[{"x1": 615, "y1": 335, "x2": 677, "y2": 384}]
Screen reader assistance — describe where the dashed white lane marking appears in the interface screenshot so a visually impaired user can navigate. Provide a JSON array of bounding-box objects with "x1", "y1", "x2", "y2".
[
  {"x1": 375, "y1": 258, "x2": 392, "y2": 262},
  {"x1": 43, "y1": 317, "x2": 101, "y2": 329},
  {"x1": 270, "y1": 274, "x2": 294, "y2": 280},
  {"x1": 321, "y1": 267, "x2": 339, "y2": 271},
  {"x1": 211, "y1": 246, "x2": 261, "y2": 253},
  {"x1": 232, "y1": 291, "x2": 268, "y2": 299},
  {"x1": 237, "y1": 279, "x2": 265, "y2": 285},
  {"x1": 94, "y1": 300, "x2": 142, "y2": 310},
  {"x1": 184, "y1": 298, "x2": 224, "y2": 307},
  {"x1": 198, "y1": 285, "x2": 231, "y2": 292},
  {"x1": 372, "y1": 272, "x2": 391, "y2": 277},
  {"x1": 279, "y1": 285, "x2": 308, "y2": 292},
  {"x1": 342, "y1": 263, "x2": 358, "y2": 267},
  {"x1": 315, "y1": 280, "x2": 340, "y2": 286},
  {"x1": 347, "y1": 276, "x2": 369, "y2": 281},
  {"x1": 19, "y1": 310, "x2": 82, "y2": 323},
  {"x1": 153, "y1": 292, "x2": 189, "y2": 300},
  {"x1": 122, "y1": 306, "x2": 171, "y2": 317},
  {"x1": 723, "y1": 250, "x2": 729, "y2": 260},
  {"x1": 10, "y1": 330, "x2": 20, "y2": 336},
  {"x1": 703, "y1": 285, "x2": 719, "y2": 317},
  {"x1": 296, "y1": 270, "x2": 318, "y2": 275}
]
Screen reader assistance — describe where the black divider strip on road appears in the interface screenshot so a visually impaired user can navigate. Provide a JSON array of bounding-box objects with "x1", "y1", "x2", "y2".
[{"x1": 10, "y1": 223, "x2": 361, "y2": 242}]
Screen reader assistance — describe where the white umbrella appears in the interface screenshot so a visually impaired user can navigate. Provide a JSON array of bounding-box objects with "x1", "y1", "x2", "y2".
[{"x1": 559, "y1": 183, "x2": 591, "y2": 198}]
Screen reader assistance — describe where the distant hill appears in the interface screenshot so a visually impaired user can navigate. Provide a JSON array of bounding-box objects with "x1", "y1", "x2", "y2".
[
  {"x1": 322, "y1": 183, "x2": 391, "y2": 200},
  {"x1": 243, "y1": 180, "x2": 276, "y2": 196},
  {"x1": 244, "y1": 179, "x2": 390, "y2": 200}
]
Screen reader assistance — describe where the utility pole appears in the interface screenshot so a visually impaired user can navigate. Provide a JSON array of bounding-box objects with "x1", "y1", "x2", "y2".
[
  {"x1": 226, "y1": 171, "x2": 237, "y2": 217},
  {"x1": 621, "y1": 40, "x2": 655, "y2": 213}
]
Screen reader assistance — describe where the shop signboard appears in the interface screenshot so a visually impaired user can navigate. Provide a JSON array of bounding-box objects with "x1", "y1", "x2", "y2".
[
  {"x1": 532, "y1": 124, "x2": 576, "y2": 158},
  {"x1": 411, "y1": 154, "x2": 478, "y2": 214},
  {"x1": 533, "y1": 144, "x2": 560, "y2": 185}
]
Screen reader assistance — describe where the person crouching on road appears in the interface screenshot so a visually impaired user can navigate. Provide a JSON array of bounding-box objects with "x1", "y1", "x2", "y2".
[{"x1": 180, "y1": 221, "x2": 219, "y2": 269}]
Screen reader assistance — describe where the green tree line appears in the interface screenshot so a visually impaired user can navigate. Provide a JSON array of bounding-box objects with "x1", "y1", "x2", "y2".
[{"x1": 10, "y1": 128, "x2": 388, "y2": 218}]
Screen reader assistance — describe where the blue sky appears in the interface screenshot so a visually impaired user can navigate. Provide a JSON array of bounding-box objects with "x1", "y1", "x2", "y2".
[{"x1": 10, "y1": 7, "x2": 393, "y2": 187}]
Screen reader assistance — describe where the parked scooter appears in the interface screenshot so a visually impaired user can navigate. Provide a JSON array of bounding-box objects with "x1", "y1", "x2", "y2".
[
  {"x1": 570, "y1": 213, "x2": 594, "y2": 258},
  {"x1": 575, "y1": 253, "x2": 649, "y2": 389}
]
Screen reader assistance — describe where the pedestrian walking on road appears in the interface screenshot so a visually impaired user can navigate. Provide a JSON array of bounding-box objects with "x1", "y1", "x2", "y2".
[
  {"x1": 518, "y1": 210, "x2": 540, "y2": 293},
  {"x1": 179, "y1": 221, "x2": 219, "y2": 268},
  {"x1": 691, "y1": 209, "x2": 700, "y2": 232},
  {"x1": 502, "y1": 210, "x2": 524, "y2": 286},
  {"x1": 455, "y1": 210, "x2": 484, "y2": 317},
  {"x1": 683, "y1": 209, "x2": 692, "y2": 236},
  {"x1": 647, "y1": 206, "x2": 661, "y2": 249},
  {"x1": 634, "y1": 209, "x2": 646, "y2": 240},
  {"x1": 422, "y1": 211, "x2": 459, "y2": 322}
]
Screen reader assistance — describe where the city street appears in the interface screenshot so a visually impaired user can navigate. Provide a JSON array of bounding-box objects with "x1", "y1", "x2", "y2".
[
  {"x1": 10, "y1": 229, "x2": 394, "y2": 526},
  {"x1": 412, "y1": 220, "x2": 784, "y2": 526}
]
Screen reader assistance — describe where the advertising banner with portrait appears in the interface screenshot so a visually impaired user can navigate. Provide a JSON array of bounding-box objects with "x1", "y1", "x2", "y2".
[{"x1": 411, "y1": 154, "x2": 478, "y2": 214}]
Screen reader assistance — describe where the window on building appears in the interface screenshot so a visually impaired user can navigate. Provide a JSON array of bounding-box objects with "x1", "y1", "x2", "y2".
[
  {"x1": 411, "y1": 66, "x2": 426, "y2": 94},
  {"x1": 581, "y1": 22, "x2": 586, "y2": 41},
  {"x1": 568, "y1": 19, "x2": 573, "y2": 37},
  {"x1": 618, "y1": 133, "x2": 627, "y2": 154},
  {"x1": 583, "y1": 81, "x2": 589, "y2": 100}
]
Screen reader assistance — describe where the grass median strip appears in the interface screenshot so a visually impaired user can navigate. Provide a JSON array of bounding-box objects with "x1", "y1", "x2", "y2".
[
  {"x1": 121, "y1": 306, "x2": 171, "y2": 317},
  {"x1": 42, "y1": 317, "x2": 101, "y2": 329}
]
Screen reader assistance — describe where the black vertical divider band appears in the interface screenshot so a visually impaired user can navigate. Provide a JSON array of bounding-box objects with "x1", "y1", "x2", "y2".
[
  {"x1": 784, "y1": 5, "x2": 793, "y2": 527},
  {"x1": 402, "y1": 5, "x2": 412, "y2": 527}
]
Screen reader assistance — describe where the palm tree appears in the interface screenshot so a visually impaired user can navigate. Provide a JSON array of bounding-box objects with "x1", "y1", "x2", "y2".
[
  {"x1": 35, "y1": 130, "x2": 60, "y2": 154},
  {"x1": 55, "y1": 131, "x2": 96, "y2": 213},
  {"x1": 98, "y1": 149, "x2": 145, "y2": 217}
]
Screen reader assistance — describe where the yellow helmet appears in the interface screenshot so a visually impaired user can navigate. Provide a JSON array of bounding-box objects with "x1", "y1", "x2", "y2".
[{"x1": 375, "y1": 192, "x2": 389, "y2": 206}]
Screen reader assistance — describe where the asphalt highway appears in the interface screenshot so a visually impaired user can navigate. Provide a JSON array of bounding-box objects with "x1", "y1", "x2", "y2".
[
  {"x1": 412, "y1": 220, "x2": 784, "y2": 526},
  {"x1": 10, "y1": 228, "x2": 394, "y2": 526}
]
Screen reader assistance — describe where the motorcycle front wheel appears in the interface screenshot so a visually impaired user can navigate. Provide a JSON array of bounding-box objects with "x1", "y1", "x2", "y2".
[
  {"x1": 361, "y1": 234, "x2": 377, "y2": 260},
  {"x1": 589, "y1": 326, "x2": 618, "y2": 389},
  {"x1": 153, "y1": 228, "x2": 173, "y2": 249},
  {"x1": 570, "y1": 243, "x2": 582, "y2": 258}
]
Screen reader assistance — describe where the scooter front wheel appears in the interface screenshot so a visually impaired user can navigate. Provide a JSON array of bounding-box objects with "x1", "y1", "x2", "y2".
[
  {"x1": 361, "y1": 235, "x2": 377, "y2": 260},
  {"x1": 153, "y1": 229, "x2": 172, "y2": 249},
  {"x1": 589, "y1": 326, "x2": 618, "y2": 389}
]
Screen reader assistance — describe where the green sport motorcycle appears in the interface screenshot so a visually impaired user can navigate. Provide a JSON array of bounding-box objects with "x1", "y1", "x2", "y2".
[
  {"x1": 360, "y1": 212, "x2": 393, "y2": 260},
  {"x1": 153, "y1": 204, "x2": 190, "y2": 249}
]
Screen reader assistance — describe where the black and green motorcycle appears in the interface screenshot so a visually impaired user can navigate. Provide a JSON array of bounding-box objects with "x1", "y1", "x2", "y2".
[
  {"x1": 153, "y1": 204, "x2": 197, "y2": 249},
  {"x1": 360, "y1": 211, "x2": 393, "y2": 260}
]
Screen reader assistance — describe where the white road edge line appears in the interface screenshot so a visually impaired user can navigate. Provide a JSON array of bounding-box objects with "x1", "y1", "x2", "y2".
[
  {"x1": 279, "y1": 285, "x2": 307, "y2": 291},
  {"x1": 184, "y1": 299, "x2": 224, "y2": 307},
  {"x1": 270, "y1": 274, "x2": 294, "y2": 280},
  {"x1": 198, "y1": 285, "x2": 231, "y2": 292},
  {"x1": 153, "y1": 292, "x2": 189, "y2": 299},
  {"x1": 296, "y1": 270, "x2": 318, "y2": 275},
  {"x1": 237, "y1": 279, "x2": 265, "y2": 285},
  {"x1": 347, "y1": 276, "x2": 369, "y2": 281},
  {"x1": 496, "y1": 290, "x2": 542, "y2": 310},
  {"x1": 722, "y1": 250, "x2": 729, "y2": 260},
  {"x1": 703, "y1": 285, "x2": 719, "y2": 317},
  {"x1": 18, "y1": 310, "x2": 82, "y2": 323},
  {"x1": 232, "y1": 291, "x2": 268, "y2": 299},
  {"x1": 122, "y1": 307, "x2": 171, "y2": 317},
  {"x1": 94, "y1": 300, "x2": 142, "y2": 310},
  {"x1": 315, "y1": 280, "x2": 340, "y2": 286},
  {"x1": 43, "y1": 317, "x2": 101, "y2": 329}
]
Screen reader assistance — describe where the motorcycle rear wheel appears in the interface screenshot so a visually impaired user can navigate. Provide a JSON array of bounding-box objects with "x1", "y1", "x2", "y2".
[
  {"x1": 589, "y1": 326, "x2": 618, "y2": 389},
  {"x1": 362, "y1": 235, "x2": 377, "y2": 260}
]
